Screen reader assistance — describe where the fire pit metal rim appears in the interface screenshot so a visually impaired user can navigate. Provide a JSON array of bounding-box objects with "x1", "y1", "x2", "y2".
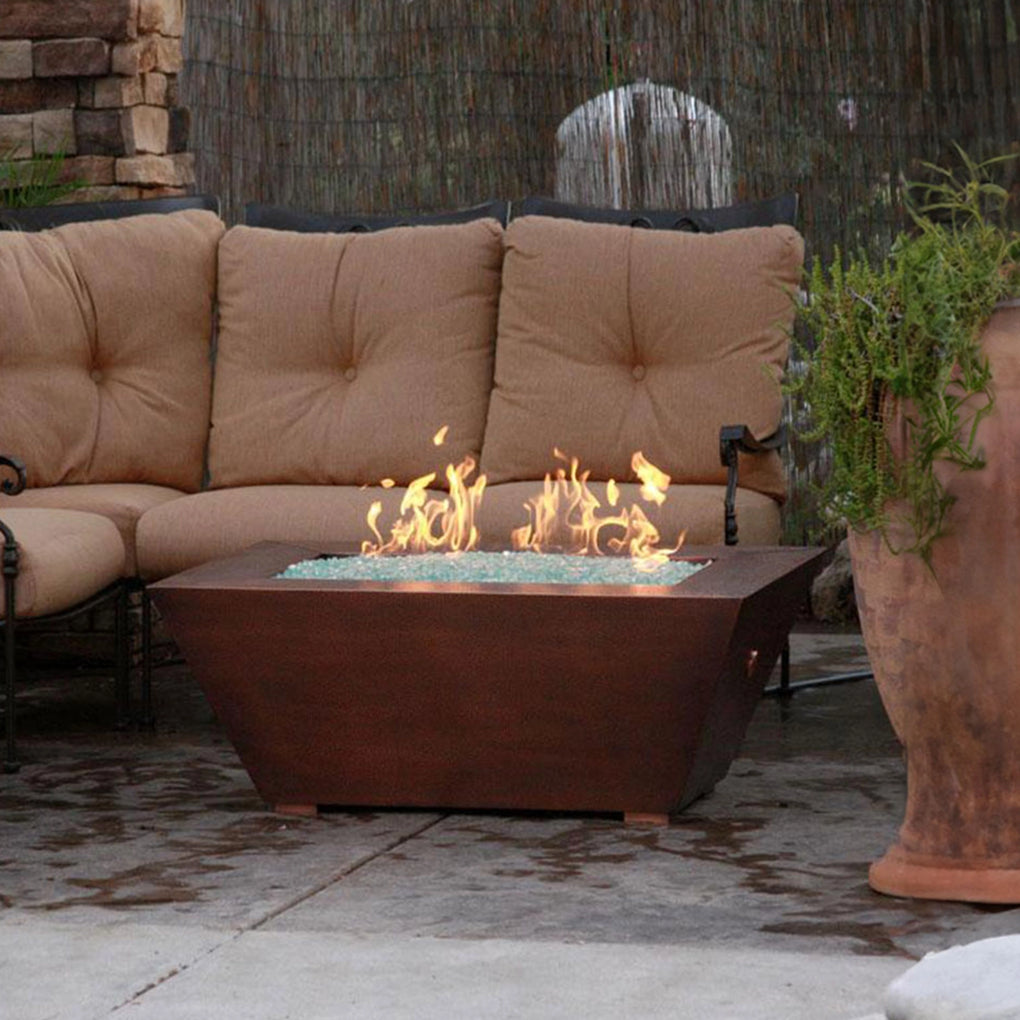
[{"x1": 150, "y1": 541, "x2": 828, "y2": 603}]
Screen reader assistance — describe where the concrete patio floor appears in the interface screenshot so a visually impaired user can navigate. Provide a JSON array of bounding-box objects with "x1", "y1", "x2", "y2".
[{"x1": 2, "y1": 625, "x2": 1018, "y2": 1019}]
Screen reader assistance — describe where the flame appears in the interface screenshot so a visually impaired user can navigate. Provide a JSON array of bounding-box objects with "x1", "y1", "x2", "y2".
[
  {"x1": 633, "y1": 451, "x2": 670, "y2": 506},
  {"x1": 362, "y1": 456, "x2": 486, "y2": 555},
  {"x1": 363, "y1": 429, "x2": 683, "y2": 569},
  {"x1": 510, "y1": 449, "x2": 684, "y2": 570}
]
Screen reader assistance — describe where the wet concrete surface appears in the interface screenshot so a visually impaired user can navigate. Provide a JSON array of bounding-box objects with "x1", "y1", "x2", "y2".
[{"x1": 2, "y1": 626, "x2": 1019, "y2": 1018}]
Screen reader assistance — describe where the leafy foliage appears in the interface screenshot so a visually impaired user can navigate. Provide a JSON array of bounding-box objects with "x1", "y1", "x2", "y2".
[{"x1": 791, "y1": 150, "x2": 1020, "y2": 560}]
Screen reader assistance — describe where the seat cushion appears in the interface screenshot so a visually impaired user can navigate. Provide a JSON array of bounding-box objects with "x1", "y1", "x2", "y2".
[
  {"x1": 0, "y1": 483, "x2": 186, "y2": 575},
  {"x1": 0, "y1": 508, "x2": 125, "y2": 618},
  {"x1": 136, "y1": 479, "x2": 780, "y2": 582},
  {"x1": 477, "y1": 481, "x2": 781, "y2": 550},
  {"x1": 207, "y1": 219, "x2": 504, "y2": 489},
  {"x1": 480, "y1": 217, "x2": 803, "y2": 500},
  {"x1": 136, "y1": 485, "x2": 449, "y2": 580},
  {"x1": 0, "y1": 209, "x2": 223, "y2": 492}
]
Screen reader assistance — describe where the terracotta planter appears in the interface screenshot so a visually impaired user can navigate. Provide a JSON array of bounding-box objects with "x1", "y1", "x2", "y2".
[{"x1": 848, "y1": 302, "x2": 1020, "y2": 903}]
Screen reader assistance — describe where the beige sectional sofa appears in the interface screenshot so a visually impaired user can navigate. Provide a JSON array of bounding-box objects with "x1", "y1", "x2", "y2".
[{"x1": 2, "y1": 208, "x2": 802, "y2": 591}]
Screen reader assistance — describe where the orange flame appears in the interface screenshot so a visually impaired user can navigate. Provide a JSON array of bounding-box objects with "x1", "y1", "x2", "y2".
[
  {"x1": 510, "y1": 450, "x2": 684, "y2": 570},
  {"x1": 633, "y1": 451, "x2": 670, "y2": 506},
  {"x1": 362, "y1": 455, "x2": 486, "y2": 555},
  {"x1": 363, "y1": 431, "x2": 683, "y2": 569}
]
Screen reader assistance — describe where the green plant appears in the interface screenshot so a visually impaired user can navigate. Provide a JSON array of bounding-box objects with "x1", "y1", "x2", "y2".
[
  {"x1": 790, "y1": 149, "x2": 1020, "y2": 560},
  {"x1": 0, "y1": 148, "x2": 82, "y2": 208}
]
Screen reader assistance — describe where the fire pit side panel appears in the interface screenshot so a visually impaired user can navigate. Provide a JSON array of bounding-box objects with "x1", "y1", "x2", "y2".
[
  {"x1": 152, "y1": 584, "x2": 740, "y2": 816},
  {"x1": 680, "y1": 551, "x2": 829, "y2": 805}
]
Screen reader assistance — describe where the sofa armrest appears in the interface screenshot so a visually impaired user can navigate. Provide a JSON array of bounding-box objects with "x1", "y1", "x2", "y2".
[
  {"x1": 1, "y1": 455, "x2": 26, "y2": 497},
  {"x1": 718, "y1": 425, "x2": 785, "y2": 546},
  {"x1": 1, "y1": 456, "x2": 25, "y2": 626}
]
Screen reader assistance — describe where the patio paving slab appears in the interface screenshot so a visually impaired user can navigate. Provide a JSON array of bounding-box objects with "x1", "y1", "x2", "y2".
[
  {"x1": 0, "y1": 915, "x2": 226, "y2": 1020},
  {"x1": 0, "y1": 624, "x2": 1017, "y2": 1018},
  {"x1": 0, "y1": 742, "x2": 439, "y2": 928},
  {"x1": 0, "y1": 919, "x2": 914, "y2": 1020},
  {"x1": 263, "y1": 764, "x2": 921, "y2": 955}
]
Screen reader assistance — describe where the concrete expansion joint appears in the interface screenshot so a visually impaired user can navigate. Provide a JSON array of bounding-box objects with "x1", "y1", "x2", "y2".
[
  {"x1": 107, "y1": 815, "x2": 450, "y2": 1015},
  {"x1": 111, "y1": 933, "x2": 237, "y2": 1016},
  {"x1": 247, "y1": 812, "x2": 449, "y2": 933}
]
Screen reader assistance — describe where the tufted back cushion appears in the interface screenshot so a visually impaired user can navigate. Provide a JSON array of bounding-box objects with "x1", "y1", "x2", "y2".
[
  {"x1": 0, "y1": 210, "x2": 223, "y2": 491},
  {"x1": 479, "y1": 217, "x2": 803, "y2": 500},
  {"x1": 207, "y1": 220, "x2": 504, "y2": 488}
]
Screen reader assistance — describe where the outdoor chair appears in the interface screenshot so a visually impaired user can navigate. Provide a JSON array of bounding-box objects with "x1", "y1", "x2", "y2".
[
  {"x1": 511, "y1": 191, "x2": 799, "y2": 551},
  {"x1": 1, "y1": 455, "x2": 128, "y2": 772},
  {"x1": 0, "y1": 195, "x2": 221, "y2": 749}
]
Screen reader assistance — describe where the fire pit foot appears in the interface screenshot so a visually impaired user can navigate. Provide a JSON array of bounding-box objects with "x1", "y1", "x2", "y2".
[
  {"x1": 624, "y1": 812, "x2": 670, "y2": 827},
  {"x1": 274, "y1": 803, "x2": 319, "y2": 818}
]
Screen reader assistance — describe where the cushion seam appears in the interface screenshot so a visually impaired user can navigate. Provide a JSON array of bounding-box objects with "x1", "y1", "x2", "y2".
[{"x1": 54, "y1": 231, "x2": 104, "y2": 482}]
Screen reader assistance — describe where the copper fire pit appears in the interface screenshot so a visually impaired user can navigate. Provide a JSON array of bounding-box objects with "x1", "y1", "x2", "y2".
[{"x1": 150, "y1": 542, "x2": 826, "y2": 822}]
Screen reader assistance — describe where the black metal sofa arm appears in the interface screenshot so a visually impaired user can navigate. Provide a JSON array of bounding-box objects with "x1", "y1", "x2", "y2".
[
  {"x1": 1, "y1": 454, "x2": 27, "y2": 497},
  {"x1": 1, "y1": 453, "x2": 27, "y2": 565},
  {"x1": 2, "y1": 455, "x2": 26, "y2": 772},
  {"x1": 718, "y1": 424, "x2": 785, "y2": 546},
  {"x1": 1, "y1": 453, "x2": 27, "y2": 561}
]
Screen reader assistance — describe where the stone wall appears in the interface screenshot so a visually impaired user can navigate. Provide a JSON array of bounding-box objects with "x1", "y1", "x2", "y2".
[{"x1": 0, "y1": 0, "x2": 193, "y2": 202}]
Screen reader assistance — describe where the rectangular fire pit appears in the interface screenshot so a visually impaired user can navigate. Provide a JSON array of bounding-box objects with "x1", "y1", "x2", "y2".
[{"x1": 150, "y1": 542, "x2": 826, "y2": 821}]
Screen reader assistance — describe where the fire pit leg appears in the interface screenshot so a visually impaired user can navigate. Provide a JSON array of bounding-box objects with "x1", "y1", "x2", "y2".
[
  {"x1": 274, "y1": 804, "x2": 319, "y2": 818},
  {"x1": 624, "y1": 812, "x2": 670, "y2": 827}
]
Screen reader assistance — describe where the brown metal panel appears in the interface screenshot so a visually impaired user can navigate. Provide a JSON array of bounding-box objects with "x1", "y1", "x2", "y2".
[{"x1": 152, "y1": 543, "x2": 826, "y2": 817}]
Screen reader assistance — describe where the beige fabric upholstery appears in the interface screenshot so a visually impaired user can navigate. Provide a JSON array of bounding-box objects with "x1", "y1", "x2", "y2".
[
  {"x1": 0, "y1": 210, "x2": 223, "y2": 492},
  {"x1": 480, "y1": 218, "x2": 804, "y2": 501},
  {"x1": 0, "y1": 509, "x2": 125, "y2": 618},
  {"x1": 0, "y1": 483, "x2": 185, "y2": 575},
  {"x1": 136, "y1": 484, "x2": 448, "y2": 580},
  {"x1": 477, "y1": 481, "x2": 781, "y2": 549},
  {"x1": 135, "y1": 479, "x2": 780, "y2": 581},
  {"x1": 208, "y1": 220, "x2": 504, "y2": 489}
]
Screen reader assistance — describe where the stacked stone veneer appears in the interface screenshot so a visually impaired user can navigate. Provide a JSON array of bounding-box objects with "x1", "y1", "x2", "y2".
[{"x1": 0, "y1": 0, "x2": 193, "y2": 202}]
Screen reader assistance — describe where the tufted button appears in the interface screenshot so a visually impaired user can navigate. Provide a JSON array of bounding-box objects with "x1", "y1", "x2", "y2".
[
  {"x1": 343, "y1": 366, "x2": 357, "y2": 382},
  {"x1": 631, "y1": 364, "x2": 646, "y2": 381},
  {"x1": 90, "y1": 368, "x2": 103, "y2": 383}
]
